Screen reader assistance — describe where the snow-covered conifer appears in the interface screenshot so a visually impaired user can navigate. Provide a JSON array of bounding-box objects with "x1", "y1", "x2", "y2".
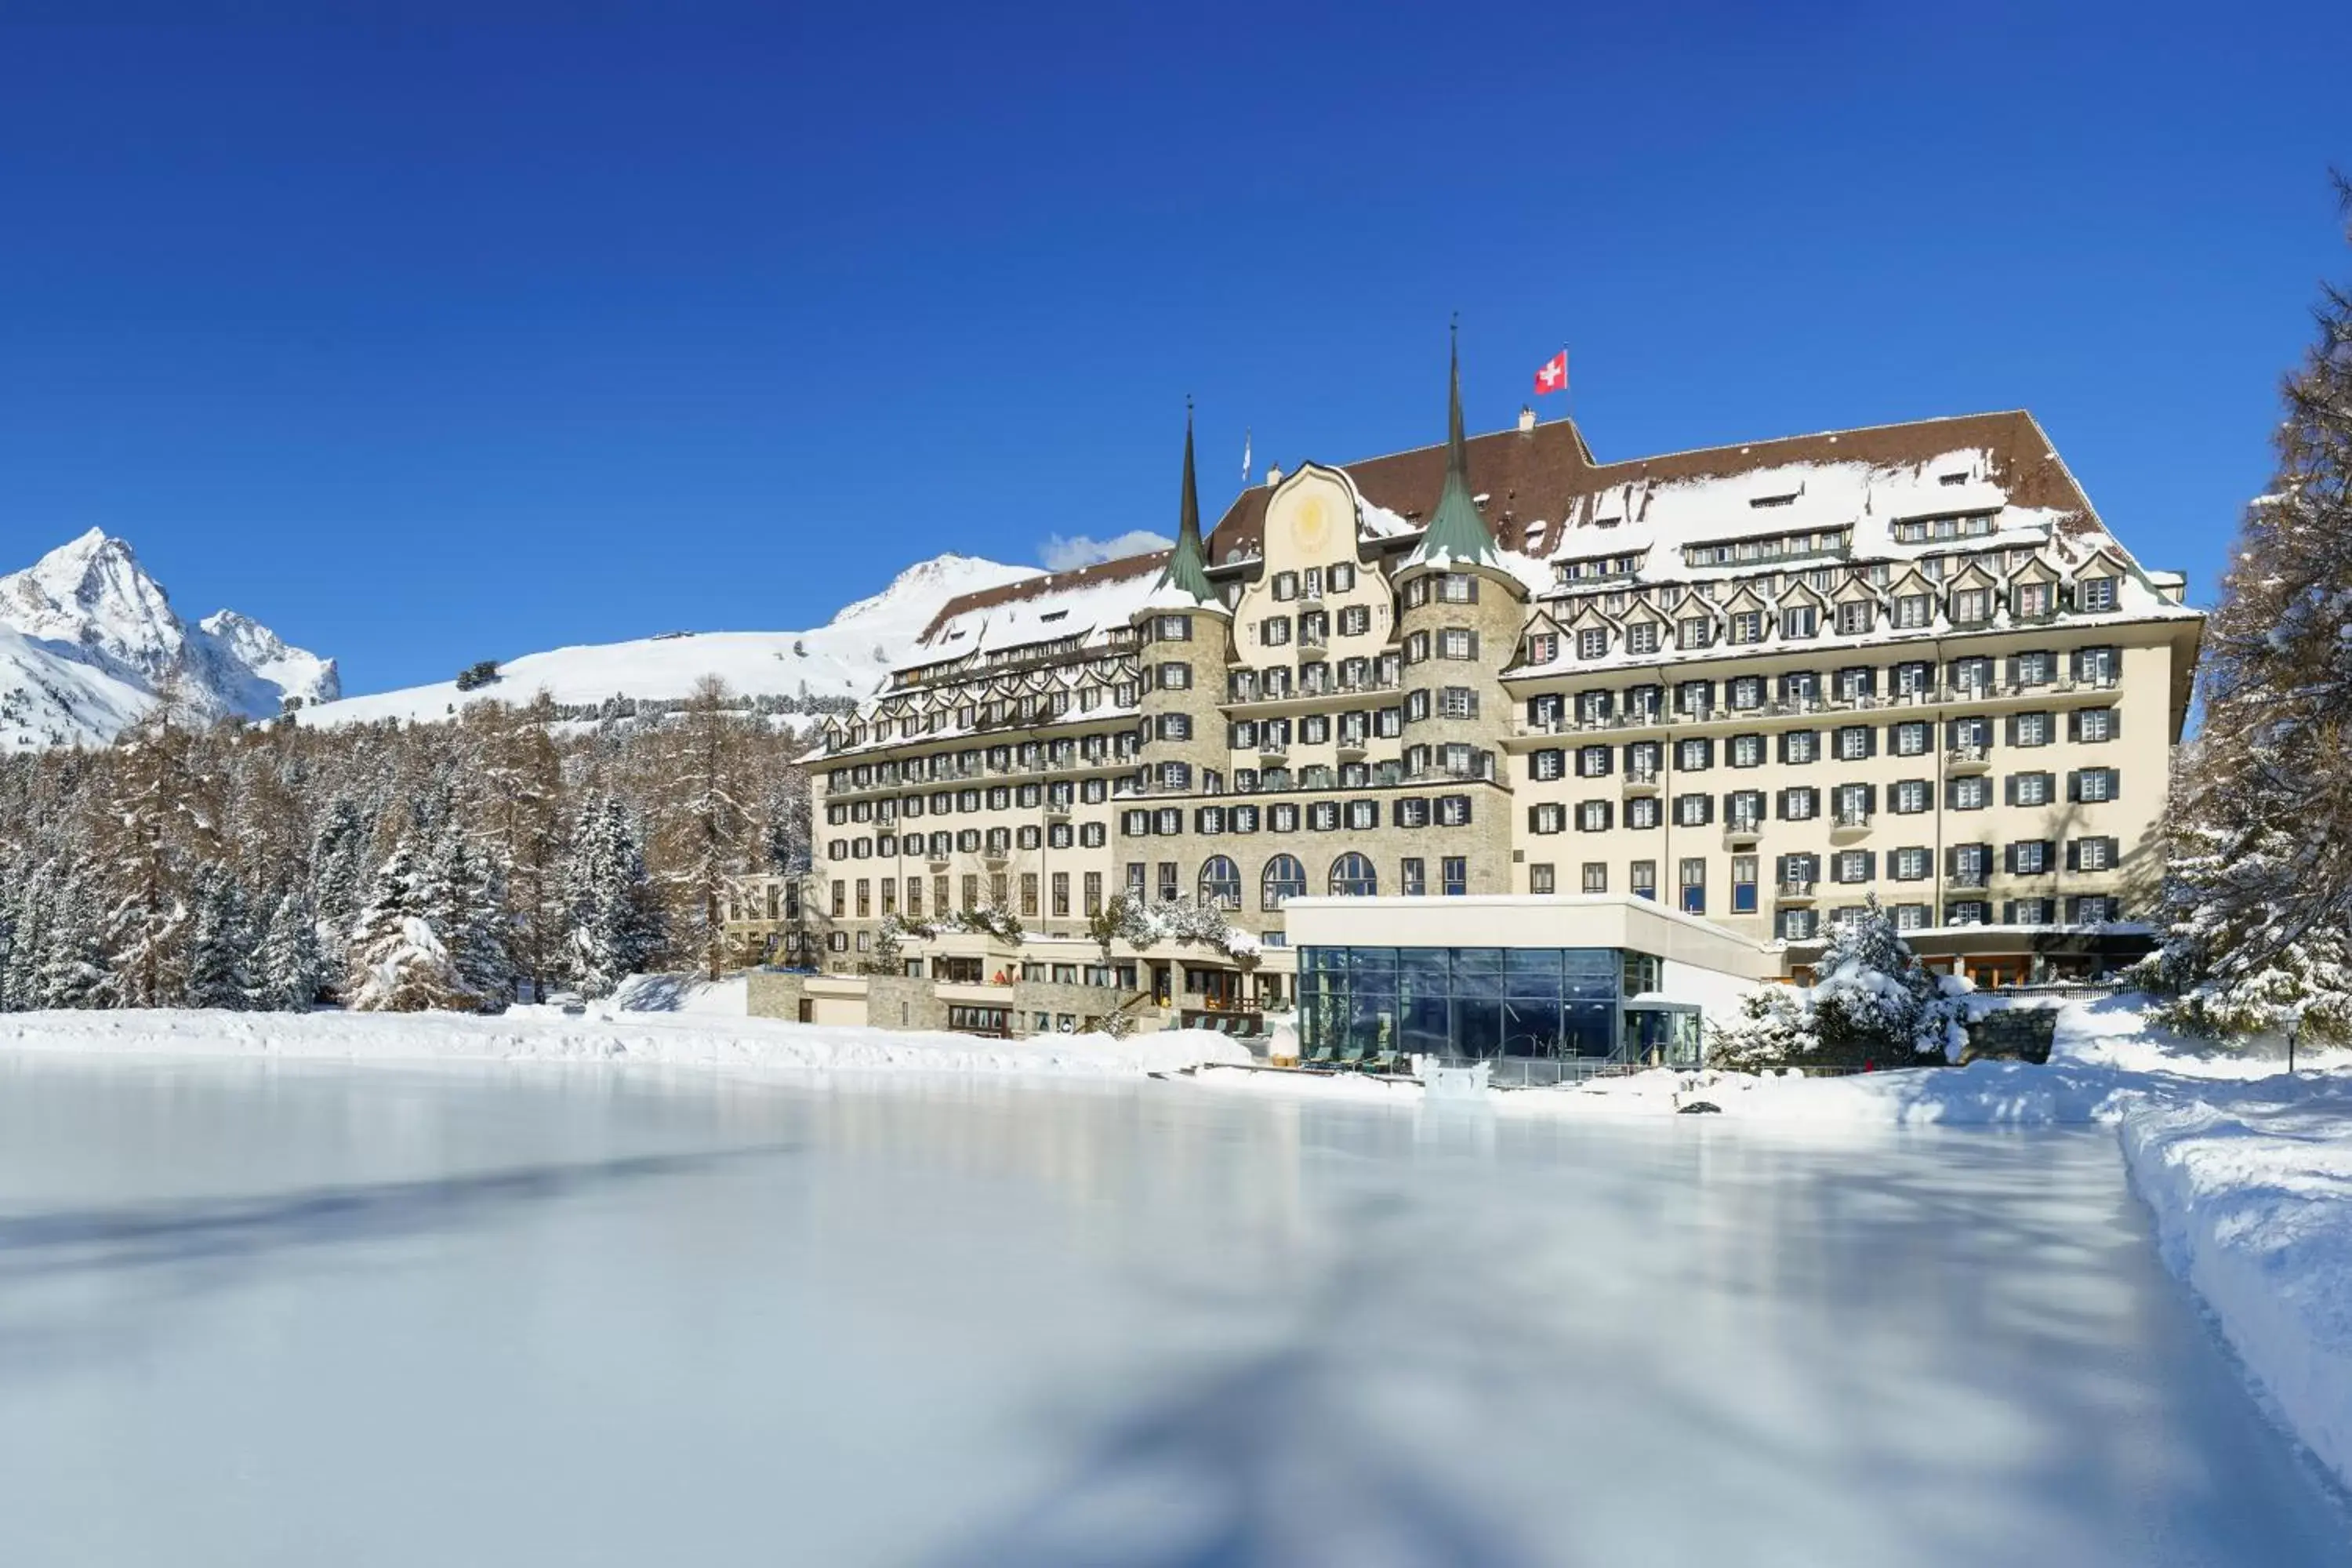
[
  {"x1": 346, "y1": 837, "x2": 472, "y2": 1012},
  {"x1": 255, "y1": 887, "x2": 323, "y2": 1012},
  {"x1": 564, "y1": 794, "x2": 663, "y2": 998},
  {"x1": 39, "y1": 866, "x2": 114, "y2": 1011},
  {"x1": 1713, "y1": 898, "x2": 1965, "y2": 1069},
  {"x1": 183, "y1": 863, "x2": 258, "y2": 1011}
]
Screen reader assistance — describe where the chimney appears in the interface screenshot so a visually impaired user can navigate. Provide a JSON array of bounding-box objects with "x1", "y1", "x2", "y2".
[
  {"x1": 1518, "y1": 405, "x2": 1537, "y2": 434},
  {"x1": 1265, "y1": 465, "x2": 1283, "y2": 488}
]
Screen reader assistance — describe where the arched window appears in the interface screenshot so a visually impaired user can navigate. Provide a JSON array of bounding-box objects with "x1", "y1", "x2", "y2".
[
  {"x1": 1329, "y1": 853, "x2": 1378, "y2": 898},
  {"x1": 1261, "y1": 854, "x2": 1306, "y2": 912},
  {"x1": 1199, "y1": 855, "x2": 1242, "y2": 910}
]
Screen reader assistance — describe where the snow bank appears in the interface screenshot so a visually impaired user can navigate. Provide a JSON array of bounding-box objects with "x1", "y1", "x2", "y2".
[
  {"x1": 604, "y1": 972, "x2": 748, "y2": 1016},
  {"x1": 2118, "y1": 1080, "x2": 2352, "y2": 1497},
  {"x1": 0, "y1": 1008, "x2": 1250, "y2": 1080}
]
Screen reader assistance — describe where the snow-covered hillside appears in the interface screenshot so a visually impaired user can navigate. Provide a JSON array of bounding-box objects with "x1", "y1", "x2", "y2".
[
  {"x1": 0, "y1": 530, "x2": 339, "y2": 749},
  {"x1": 299, "y1": 552, "x2": 1038, "y2": 728}
]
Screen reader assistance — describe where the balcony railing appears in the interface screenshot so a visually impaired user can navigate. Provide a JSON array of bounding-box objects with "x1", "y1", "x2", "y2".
[{"x1": 1777, "y1": 880, "x2": 1818, "y2": 900}]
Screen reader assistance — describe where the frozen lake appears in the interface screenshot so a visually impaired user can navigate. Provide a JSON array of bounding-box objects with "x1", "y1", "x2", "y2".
[{"x1": 0, "y1": 1052, "x2": 2343, "y2": 1566}]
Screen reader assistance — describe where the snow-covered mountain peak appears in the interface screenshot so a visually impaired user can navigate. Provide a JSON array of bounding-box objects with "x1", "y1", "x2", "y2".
[
  {"x1": 0, "y1": 532, "x2": 339, "y2": 746},
  {"x1": 829, "y1": 554, "x2": 1040, "y2": 629},
  {"x1": 0, "y1": 529, "x2": 185, "y2": 679}
]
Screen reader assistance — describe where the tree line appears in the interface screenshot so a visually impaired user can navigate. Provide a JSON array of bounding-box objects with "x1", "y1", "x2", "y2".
[{"x1": 0, "y1": 677, "x2": 811, "y2": 1014}]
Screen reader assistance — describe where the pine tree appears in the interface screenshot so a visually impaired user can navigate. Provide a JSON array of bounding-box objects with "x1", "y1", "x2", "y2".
[
  {"x1": 39, "y1": 865, "x2": 113, "y2": 1010},
  {"x1": 308, "y1": 793, "x2": 373, "y2": 988},
  {"x1": 564, "y1": 794, "x2": 663, "y2": 998},
  {"x1": 4, "y1": 859, "x2": 55, "y2": 1012},
  {"x1": 1712, "y1": 898, "x2": 1965, "y2": 1069},
  {"x1": 255, "y1": 887, "x2": 322, "y2": 1012},
  {"x1": 346, "y1": 836, "x2": 473, "y2": 1012},
  {"x1": 420, "y1": 821, "x2": 514, "y2": 1011},
  {"x1": 2143, "y1": 177, "x2": 2352, "y2": 1042},
  {"x1": 183, "y1": 863, "x2": 259, "y2": 1010}
]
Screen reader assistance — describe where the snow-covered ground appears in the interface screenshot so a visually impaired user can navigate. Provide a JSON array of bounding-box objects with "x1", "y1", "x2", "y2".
[{"x1": 0, "y1": 1003, "x2": 1250, "y2": 1081}]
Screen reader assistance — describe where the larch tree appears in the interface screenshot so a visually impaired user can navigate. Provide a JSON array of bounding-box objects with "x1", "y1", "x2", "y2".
[
  {"x1": 652, "y1": 677, "x2": 755, "y2": 981},
  {"x1": 2143, "y1": 175, "x2": 2352, "y2": 1041}
]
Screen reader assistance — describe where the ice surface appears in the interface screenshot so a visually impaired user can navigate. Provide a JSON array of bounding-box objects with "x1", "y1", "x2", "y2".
[{"x1": 0, "y1": 1051, "x2": 2341, "y2": 1566}]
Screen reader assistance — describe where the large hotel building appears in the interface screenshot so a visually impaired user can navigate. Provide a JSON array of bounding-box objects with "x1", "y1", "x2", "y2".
[{"x1": 755, "y1": 346, "x2": 2201, "y2": 1065}]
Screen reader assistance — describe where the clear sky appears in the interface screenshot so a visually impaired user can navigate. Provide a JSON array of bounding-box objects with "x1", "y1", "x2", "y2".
[{"x1": 0, "y1": 3, "x2": 2343, "y2": 695}]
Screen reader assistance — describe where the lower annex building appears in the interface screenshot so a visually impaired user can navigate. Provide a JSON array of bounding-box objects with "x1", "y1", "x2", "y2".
[{"x1": 746, "y1": 340, "x2": 2203, "y2": 1066}]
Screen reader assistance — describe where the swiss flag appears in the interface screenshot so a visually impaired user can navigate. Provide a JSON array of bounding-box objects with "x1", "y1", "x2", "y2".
[{"x1": 1534, "y1": 350, "x2": 1568, "y2": 396}]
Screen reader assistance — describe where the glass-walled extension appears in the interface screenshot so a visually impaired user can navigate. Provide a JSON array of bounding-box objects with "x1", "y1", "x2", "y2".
[{"x1": 1297, "y1": 946, "x2": 1703, "y2": 1080}]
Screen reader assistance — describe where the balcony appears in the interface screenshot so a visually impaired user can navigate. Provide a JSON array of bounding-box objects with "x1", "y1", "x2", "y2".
[
  {"x1": 1724, "y1": 815, "x2": 1763, "y2": 848},
  {"x1": 1299, "y1": 628, "x2": 1329, "y2": 652},
  {"x1": 1945, "y1": 744, "x2": 1991, "y2": 774},
  {"x1": 1044, "y1": 801, "x2": 1072, "y2": 821},
  {"x1": 1336, "y1": 735, "x2": 1369, "y2": 760},
  {"x1": 1946, "y1": 869, "x2": 1990, "y2": 891},
  {"x1": 1257, "y1": 741, "x2": 1290, "y2": 763},
  {"x1": 1777, "y1": 880, "x2": 1818, "y2": 902},
  {"x1": 1622, "y1": 768, "x2": 1661, "y2": 797},
  {"x1": 1830, "y1": 808, "x2": 1873, "y2": 842}
]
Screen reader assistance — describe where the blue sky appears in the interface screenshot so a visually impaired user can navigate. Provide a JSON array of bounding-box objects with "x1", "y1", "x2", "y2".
[{"x1": 0, "y1": 3, "x2": 2343, "y2": 694}]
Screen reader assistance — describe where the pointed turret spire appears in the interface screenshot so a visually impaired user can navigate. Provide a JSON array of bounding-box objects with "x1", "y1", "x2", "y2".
[
  {"x1": 1156, "y1": 398, "x2": 1218, "y2": 604},
  {"x1": 1410, "y1": 317, "x2": 1497, "y2": 568}
]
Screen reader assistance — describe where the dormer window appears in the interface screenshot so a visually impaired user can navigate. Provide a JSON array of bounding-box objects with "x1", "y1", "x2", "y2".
[
  {"x1": 1628, "y1": 622, "x2": 1661, "y2": 655},
  {"x1": 2078, "y1": 575, "x2": 2119, "y2": 612}
]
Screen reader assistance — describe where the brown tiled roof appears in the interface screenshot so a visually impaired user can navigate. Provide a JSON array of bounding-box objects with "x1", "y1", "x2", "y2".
[
  {"x1": 918, "y1": 408, "x2": 2103, "y2": 642},
  {"x1": 1206, "y1": 408, "x2": 2097, "y2": 561},
  {"x1": 912, "y1": 550, "x2": 1167, "y2": 648}
]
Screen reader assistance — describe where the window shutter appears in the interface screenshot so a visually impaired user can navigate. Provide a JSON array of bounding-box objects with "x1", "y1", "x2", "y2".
[
  {"x1": 2005, "y1": 842, "x2": 2021, "y2": 874},
  {"x1": 2108, "y1": 708, "x2": 2122, "y2": 740},
  {"x1": 1864, "y1": 782, "x2": 1878, "y2": 815},
  {"x1": 1600, "y1": 746, "x2": 1616, "y2": 777},
  {"x1": 2067, "y1": 710, "x2": 2082, "y2": 742},
  {"x1": 1777, "y1": 731, "x2": 1791, "y2": 764},
  {"x1": 2004, "y1": 714, "x2": 2020, "y2": 746},
  {"x1": 1700, "y1": 795, "x2": 1715, "y2": 826},
  {"x1": 1777, "y1": 789, "x2": 1791, "y2": 819},
  {"x1": 1467, "y1": 691, "x2": 1480, "y2": 719},
  {"x1": 1863, "y1": 726, "x2": 1878, "y2": 759},
  {"x1": 2004, "y1": 655, "x2": 2020, "y2": 688},
  {"x1": 1862, "y1": 851, "x2": 1877, "y2": 881},
  {"x1": 2066, "y1": 771, "x2": 2082, "y2": 803}
]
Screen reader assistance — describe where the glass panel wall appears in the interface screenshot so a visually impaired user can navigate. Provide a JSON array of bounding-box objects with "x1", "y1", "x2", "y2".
[{"x1": 1300, "y1": 946, "x2": 1671, "y2": 1065}]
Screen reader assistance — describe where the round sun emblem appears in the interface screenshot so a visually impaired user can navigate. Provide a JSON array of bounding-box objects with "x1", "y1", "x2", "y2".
[{"x1": 1290, "y1": 495, "x2": 1332, "y2": 552}]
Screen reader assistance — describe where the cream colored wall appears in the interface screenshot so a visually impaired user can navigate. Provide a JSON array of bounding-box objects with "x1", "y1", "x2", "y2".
[{"x1": 1504, "y1": 619, "x2": 2187, "y2": 936}]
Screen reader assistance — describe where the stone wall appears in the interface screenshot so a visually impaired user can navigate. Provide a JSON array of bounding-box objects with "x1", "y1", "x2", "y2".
[{"x1": 1960, "y1": 1005, "x2": 2058, "y2": 1064}]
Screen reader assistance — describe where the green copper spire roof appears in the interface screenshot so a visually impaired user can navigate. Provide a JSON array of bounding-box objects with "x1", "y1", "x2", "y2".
[
  {"x1": 1411, "y1": 321, "x2": 1497, "y2": 568},
  {"x1": 1155, "y1": 401, "x2": 1218, "y2": 604}
]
